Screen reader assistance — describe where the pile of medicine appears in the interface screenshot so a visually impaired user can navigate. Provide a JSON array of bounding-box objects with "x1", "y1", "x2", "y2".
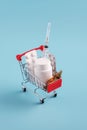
[{"x1": 25, "y1": 50, "x2": 52, "y2": 83}]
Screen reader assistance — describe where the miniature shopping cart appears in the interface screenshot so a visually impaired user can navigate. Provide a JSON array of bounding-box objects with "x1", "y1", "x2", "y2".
[
  {"x1": 16, "y1": 45, "x2": 62, "y2": 103},
  {"x1": 16, "y1": 23, "x2": 62, "y2": 103}
]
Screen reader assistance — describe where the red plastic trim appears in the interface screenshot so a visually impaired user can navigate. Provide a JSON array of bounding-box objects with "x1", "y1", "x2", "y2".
[
  {"x1": 16, "y1": 45, "x2": 44, "y2": 61},
  {"x1": 47, "y1": 79, "x2": 62, "y2": 93}
]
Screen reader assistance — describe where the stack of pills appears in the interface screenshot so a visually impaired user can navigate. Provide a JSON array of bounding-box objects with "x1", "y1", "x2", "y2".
[{"x1": 25, "y1": 50, "x2": 37, "y2": 74}]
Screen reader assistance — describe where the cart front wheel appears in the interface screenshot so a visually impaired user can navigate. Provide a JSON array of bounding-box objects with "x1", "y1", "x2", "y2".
[
  {"x1": 22, "y1": 87, "x2": 26, "y2": 92},
  {"x1": 40, "y1": 99, "x2": 44, "y2": 104},
  {"x1": 53, "y1": 93, "x2": 57, "y2": 97}
]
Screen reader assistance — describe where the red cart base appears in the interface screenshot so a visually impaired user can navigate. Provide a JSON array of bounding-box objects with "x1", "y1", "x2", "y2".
[{"x1": 47, "y1": 79, "x2": 62, "y2": 93}]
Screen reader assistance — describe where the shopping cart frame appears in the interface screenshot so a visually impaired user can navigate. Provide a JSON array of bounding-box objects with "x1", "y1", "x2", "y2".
[{"x1": 16, "y1": 45, "x2": 62, "y2": 103}]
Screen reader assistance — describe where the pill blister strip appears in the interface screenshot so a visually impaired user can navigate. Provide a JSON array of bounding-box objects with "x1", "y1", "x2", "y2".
[{"x1": 48, "y1": 53, "x2": 56, "y2": 75}]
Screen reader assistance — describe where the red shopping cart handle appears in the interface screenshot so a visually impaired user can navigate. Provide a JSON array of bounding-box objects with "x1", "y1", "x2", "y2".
[{"x1": 16, "y1": 45, "x2": 44, "y2": 61}]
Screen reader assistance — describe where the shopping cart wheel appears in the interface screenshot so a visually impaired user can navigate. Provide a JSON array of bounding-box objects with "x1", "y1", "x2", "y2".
[
  {"x1": 53, "y1": 93, "x2": 57, "y2": 97},
  {"x1": 40, "y1": 99, "x2": 44, "y2": 104},
  {"x1": 22, "y1": 87, "x2": 26, "y2": 92}
]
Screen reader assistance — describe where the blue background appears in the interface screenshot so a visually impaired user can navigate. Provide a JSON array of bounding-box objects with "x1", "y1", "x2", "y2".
[{"x1": 0, "y1": 0, "x2": 87, "y2": 130}]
